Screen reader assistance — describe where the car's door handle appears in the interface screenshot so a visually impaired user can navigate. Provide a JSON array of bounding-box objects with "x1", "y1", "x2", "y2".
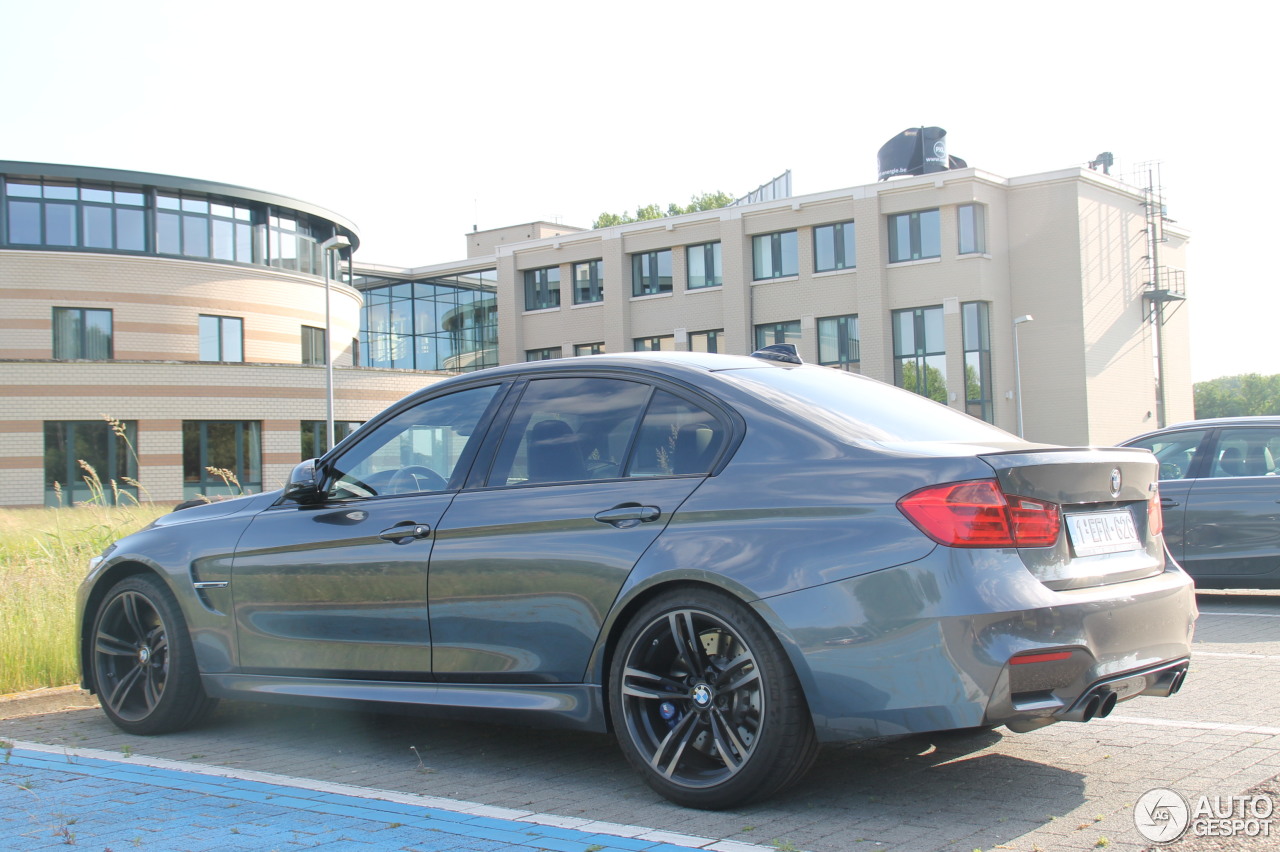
[
  {"x1": 1161, "y1": 499, "x2": 1180, "y2": 508},
  {"x1": 594, "y1": 505, "x2": 661, "y2": 529},
  {"x1": 379, "y1": 521, "x2": 431, "y2": 543}
]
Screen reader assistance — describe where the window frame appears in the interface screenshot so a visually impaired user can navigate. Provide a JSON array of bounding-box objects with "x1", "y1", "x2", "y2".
[
  {"x1": 958, "y1": 204, "x2": 987, "y2": 255},
  {"x1": 633, "y1": 335, "x2": 675, "y2": 352},
  {"x1": 198, "y1": 314, "x2": 244, "y2": 362},
  {"x1": 752, "y1": 231, "x2": 799, "y2": 281},
  {"x1": 631, "y1": 249, "x2": 673, "y2": 297},
  {"x1": 817, "y1": 314, "x2": 860, "y2": 372},
  {"x1": 686, "y1": 242, "x2": 723, "y2": 290},
  {"x1": 301, "y1": 324, "x2": 326, "y2": 365},
  {"x1": 524, "y1": 266, "x2": 562, "y2": 311},
  {"x1": 52, "y1": 307, "x2": 113, "y2": 360},
  {"x1": 572, "y1": 260, "x2": 604, "y2": 305},
  {"x1": 892, "y1": 305, "x2": 947, "y2": 403},
  {"x1": 888, "y1": 209, "x2": 941, "y2": 263},
  {"x1": 813, "y1": 221, "x2": 856, "y2": 272},
  {"x1": 754, "y1": 320, "x2": 801, "y2": 350},
  {"x1": 962, "y1": 301, "x2": 993, "y2": 421}
]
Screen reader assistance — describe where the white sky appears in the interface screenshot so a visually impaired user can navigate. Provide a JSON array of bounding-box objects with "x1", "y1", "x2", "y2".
[{"x1": 2, "y1": 0, "x2": 1273, "y2": 381}]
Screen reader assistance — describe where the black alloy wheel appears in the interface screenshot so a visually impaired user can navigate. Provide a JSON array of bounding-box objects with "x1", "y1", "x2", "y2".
[
  {"x1": 91, "y1": 575, "x2": 216, "y2": 735},
  {"x1": 610, "y1": 588, "x2": 818, "y2": 809}
]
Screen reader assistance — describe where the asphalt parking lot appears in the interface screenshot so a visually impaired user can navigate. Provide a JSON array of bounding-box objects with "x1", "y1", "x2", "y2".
[{"x1": 3, "y1": 589, "x2": 1279, "y2": 852}]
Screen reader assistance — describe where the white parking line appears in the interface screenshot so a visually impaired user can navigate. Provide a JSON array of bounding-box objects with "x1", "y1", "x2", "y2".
[
  {"x1": 1103, "y1": 716, "x2": 1280, "y2": 736},
  {"x1": 1194, "y1": 651, "x2": 1280, "y2": 660}
]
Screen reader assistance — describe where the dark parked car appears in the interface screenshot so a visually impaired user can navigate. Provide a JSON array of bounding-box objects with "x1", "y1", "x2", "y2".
[
  {"x1": 78, "y1": 350, "x2": 1196, "y2": 809},
  {"x1": 1122, "y1": 416, "x2": 1280, "y2": 588}
]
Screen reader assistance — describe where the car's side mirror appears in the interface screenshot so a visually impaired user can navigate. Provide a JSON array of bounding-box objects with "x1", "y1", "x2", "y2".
[{"x1": 283, "y1": 459, "x2": 325, "y2": 504}]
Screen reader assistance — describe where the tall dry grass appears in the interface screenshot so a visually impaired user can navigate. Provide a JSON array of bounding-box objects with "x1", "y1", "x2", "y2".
[{"x1": 0, "y1": 494, "x2": 166, "y2": 695}]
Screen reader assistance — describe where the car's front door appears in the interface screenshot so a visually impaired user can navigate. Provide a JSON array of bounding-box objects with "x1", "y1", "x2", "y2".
[
  {"x1": 427, "y1": 375, "x2": 730, "y2": 683},
  {"x1": 1125, "y1": 428, "x2": 1211, "y2": 566},
  {"x1": 1182, "y1": 425, "x2": 1280, "y2": 580},
  {"x1": 230, "y1": 383, "x2": 503, "y2": 679}
]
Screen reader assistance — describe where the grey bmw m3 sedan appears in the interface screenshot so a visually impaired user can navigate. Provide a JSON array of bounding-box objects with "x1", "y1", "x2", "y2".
[{"x1": 78, "y1": 349, "x2": 1196, "y2": 808}]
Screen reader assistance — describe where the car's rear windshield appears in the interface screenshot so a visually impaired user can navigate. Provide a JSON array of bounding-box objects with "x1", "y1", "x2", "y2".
[{"x1": 725, "y1": 365, "x2": 1016, "y2": 444}]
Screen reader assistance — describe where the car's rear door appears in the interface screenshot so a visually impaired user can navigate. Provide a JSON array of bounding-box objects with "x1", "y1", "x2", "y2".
[
  {"x1": 1181, "y1": 424, "x2": 1280, "y2": 582},
  {"x1": 427, "y1": 373, "x2": 730, "y2": 683}
]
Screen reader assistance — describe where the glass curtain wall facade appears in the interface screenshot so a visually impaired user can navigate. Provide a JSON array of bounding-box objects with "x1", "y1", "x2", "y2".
[
  {"x1": 1, "y1": 174, "x2": 347, "y2": 273},
  {"x1": 359, "y1": 270, "x2": 498, "y2": 373}
]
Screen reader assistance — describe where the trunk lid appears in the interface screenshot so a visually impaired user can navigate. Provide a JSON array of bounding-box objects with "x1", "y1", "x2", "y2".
[{"x1": 980, "y1": 447, "x2": 1165, "y2": 590}]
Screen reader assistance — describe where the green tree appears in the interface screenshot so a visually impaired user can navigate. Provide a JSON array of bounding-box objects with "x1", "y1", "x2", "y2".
[
  {"x1": 592, "y1": 191, "x2": 735, "y2": 230},
  {"x1": 899, "y1": 361, "x2": 948, "y2": 404},
  {"x1": 1193, "y1": 374, "x2": 1280, "y2": 418}
]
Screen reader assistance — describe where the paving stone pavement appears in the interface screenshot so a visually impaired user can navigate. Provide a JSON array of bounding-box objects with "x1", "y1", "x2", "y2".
[{"x1": 3, "y1": 590, "x2": 1279, "y2": 852}]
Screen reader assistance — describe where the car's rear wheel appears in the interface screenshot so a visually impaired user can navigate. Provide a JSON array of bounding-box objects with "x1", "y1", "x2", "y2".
[
  {"x1": 609, "y1": 587, "x2": 818, "y2": 809},
  {"x1": 90, "y1": 574, "x2": 217, "y2": 734}
]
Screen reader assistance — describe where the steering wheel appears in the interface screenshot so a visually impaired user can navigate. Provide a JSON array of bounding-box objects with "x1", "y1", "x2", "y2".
[{"x1": 386, "y1": 465, "x2": 448, "y2": 494}]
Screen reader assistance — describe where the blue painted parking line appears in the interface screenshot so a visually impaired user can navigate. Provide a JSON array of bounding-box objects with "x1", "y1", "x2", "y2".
[{"x1": 0, "y1": 741, "x2": 771, "y2": 852}]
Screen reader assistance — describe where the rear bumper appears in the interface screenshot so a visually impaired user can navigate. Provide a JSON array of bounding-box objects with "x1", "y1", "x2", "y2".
[{"x1": 758, "y1": 546, "x2": 1198, "y2": 741}]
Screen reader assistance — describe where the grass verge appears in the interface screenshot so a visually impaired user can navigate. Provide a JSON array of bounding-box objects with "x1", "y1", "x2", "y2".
[{"x1": 0, "y1": 503, "x2": 167, "y2": 694}]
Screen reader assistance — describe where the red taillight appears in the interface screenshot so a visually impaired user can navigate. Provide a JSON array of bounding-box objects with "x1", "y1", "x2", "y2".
[
  {"x1": 1148, "y1": 489, "x2": 1163, "y2": 537},
  {"x1": 1009, "y1": 651, "x2": 1074, "y2": 665},
  {"x1": 897, "y1": 479, "x2": 1061, "y2": 548}
]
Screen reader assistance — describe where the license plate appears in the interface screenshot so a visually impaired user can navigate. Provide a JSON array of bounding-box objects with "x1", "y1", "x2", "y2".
[{"x1": 1065, "y1": 510, "x2": 1141, "y2": 557}]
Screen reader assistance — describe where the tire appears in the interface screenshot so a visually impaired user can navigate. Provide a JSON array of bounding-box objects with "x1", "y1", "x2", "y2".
[
  {"x1": 609, "y1": 587, "x2": 818, "y2": 809},
  {"x1": 89, "y1": 574, "x2": 218, "y2": 735}
]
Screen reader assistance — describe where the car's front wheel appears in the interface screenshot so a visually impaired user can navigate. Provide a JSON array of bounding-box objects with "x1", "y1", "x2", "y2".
[
  {"x1": 90, "y1": 574, "x2": 217, "y2": 734},
  {"x1": 609, "y1": 587, "x2": 818, "y2": 809}
]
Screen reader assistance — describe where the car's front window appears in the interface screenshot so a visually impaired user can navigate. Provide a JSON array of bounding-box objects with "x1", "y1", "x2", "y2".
[
  {"x1": 326, "y1": 384, "x2": 499, "y2": 499},
  {"x1": 1126, "y1": 429, "x2": 1209, "y2": 480}
]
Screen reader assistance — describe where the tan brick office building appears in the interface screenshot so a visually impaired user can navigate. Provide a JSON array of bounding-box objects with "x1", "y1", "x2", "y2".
[{"x1": 472, "y1": 165, "x2": 1192, "y2": 446}]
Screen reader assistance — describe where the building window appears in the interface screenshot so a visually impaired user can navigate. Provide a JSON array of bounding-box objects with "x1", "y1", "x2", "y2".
[
  {"x1": 301, "y1": 325, "x2": 326, "y2": 365},
  {"x1": 266, "y1": 213, "x2": 322, "y2": 274},
  {"x1": 888, "y1": 209, "x2": 941, "y2": 262},
  {"x1": 687, "y1": 242, "x2": 722, "y2": 289},
  {"x1": 963, "y1": 301, "x2": 993, "y2": 421},
  {"x1": 360, "y1": 271, "x2": 498, "y2": 373},
  {"x1": 752, "y1": 231, "x2": 799, "y2": 280},
  {"x1": 893, "y1": 306, "x2": 947, "y2": 403},
  {"x1": 574, "y1": 342, "x2": 605, "y2": 356},
  {"x1": 4, "y1": 179, "x2": 147, "y2": 251},
  {"x1": 524, "y1": 266, "x2": 561, "y2": 311},
  {"x1": 818, "y1": 315, "x2": 860, "y2": 372},
  {"x1": 182, "y1": 420, "x2": 261, "y2": 498},
  {"x1": 631, "y1": 250, "x2": 673, "y2": 297},
  {"x1": 814, "y1": 221, "x2": 856, "y2": 272},
  {"x1": 689, "y1": 329, "x2": 723, "y2": 353},
  {"x1": 526, "y1": 347, "x2": 562, "y2": 361},
  {"x1": 43, "y1": 419, "x2": 137, "y2": 507},
  {"x1": 300, "y1": 420, "x2": 362, "y2": 460},
  {"x1": 198, "y1": 315, "x2": 243, "y2": 362},
  {"x1": 754, "y1": 320, "x2": 801, "y2": 350},
  {"x1": 573, "y1": 260, "x2": 603, "y2": 304},
  {"x1": 350, "y1": 337, "x2": 361, "y2": 367},
  {"x1": 157, "y1": 193, "x2": 257, "y2": 263},
  {"x1": 958, "y1": 204, "x2": 987, "y2": 255},
  {"x1": 634, "y1": 335, "x2": 675, "y2": 352},
  {"x1": 52, "y1": 307, "x2": 112, "y2": 359}
]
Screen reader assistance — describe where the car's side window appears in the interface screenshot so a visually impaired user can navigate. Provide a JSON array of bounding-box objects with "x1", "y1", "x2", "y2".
[
  {"x1": 1127, "y1": 430, "x2": 1208, "y2": 481},
  {"x1": 1209, "y1": 428, "x2": 1280, "y2": 479},
  {"x1": 487, "y1": 377, "x2": 652, "y2": 486},
  {"x1": 626, "y1": 390, "x2": 727, "y2": 477},
  {"x1": 326, "y1": 385, "x2": 499, "y2": 499}
]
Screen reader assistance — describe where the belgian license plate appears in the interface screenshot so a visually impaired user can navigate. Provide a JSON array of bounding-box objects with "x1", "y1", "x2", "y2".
[{"x1": 1065, "y1": 510, "x2": 1141, "y2": 557}]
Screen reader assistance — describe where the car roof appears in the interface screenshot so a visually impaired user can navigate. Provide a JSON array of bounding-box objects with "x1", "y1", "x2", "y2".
[{"x1": 1123, "y1": 415, "x2": 1280, "y2": 445}]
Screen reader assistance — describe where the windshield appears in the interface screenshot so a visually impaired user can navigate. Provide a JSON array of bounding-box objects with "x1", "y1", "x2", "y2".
[{"x1": 726, "y1": 365, "x2": 1017, "y2": 444}]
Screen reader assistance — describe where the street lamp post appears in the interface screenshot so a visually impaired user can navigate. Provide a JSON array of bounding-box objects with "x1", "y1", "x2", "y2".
[
  {"x1": 320, "y1": 234, "x2": 352, "y2": 453},
  {"x1": 1013, "y1": 314, "x2": 1034, "y2": 438}
]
